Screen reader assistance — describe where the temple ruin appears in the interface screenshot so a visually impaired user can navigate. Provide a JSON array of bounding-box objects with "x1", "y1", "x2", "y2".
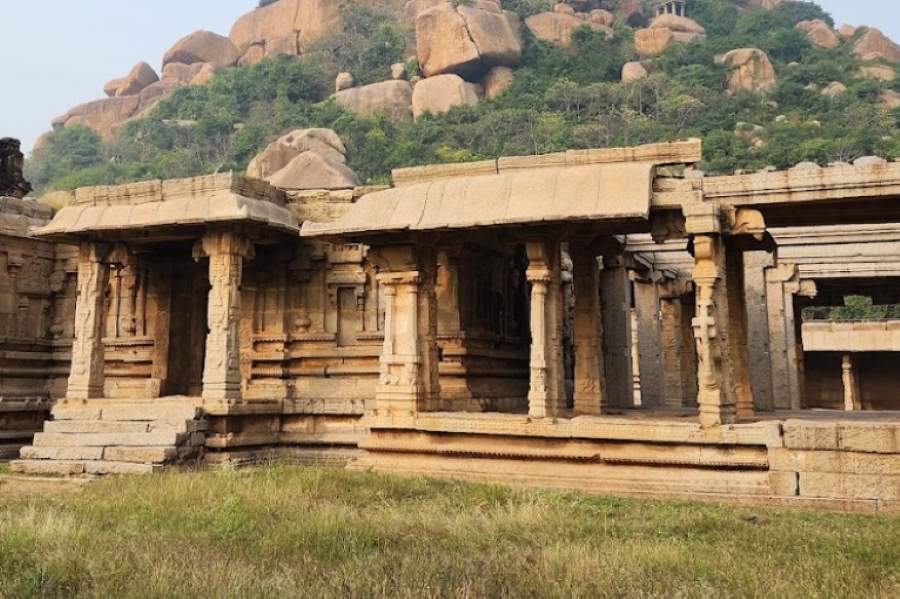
[{"x1": 2, "y1": 137, "x2": 899, "y2": 511}]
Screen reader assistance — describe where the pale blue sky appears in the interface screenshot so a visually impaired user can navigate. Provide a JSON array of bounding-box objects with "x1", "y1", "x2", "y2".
[{"x1": 2, "y1": 1, "x2": 897, "y2": 154}]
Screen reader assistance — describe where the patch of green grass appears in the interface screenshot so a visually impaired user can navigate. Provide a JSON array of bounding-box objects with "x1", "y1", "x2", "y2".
[
  {"x1": 0, "y1": 463, "x2": 9, "y2": 475},
  {"x1": 0, "y1": 466, "x2": 898, "y2": 597}
]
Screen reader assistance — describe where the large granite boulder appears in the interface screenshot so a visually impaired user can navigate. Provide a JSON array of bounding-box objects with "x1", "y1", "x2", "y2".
[
  {"x1": 525, "y1": 11, "x2": 613, "y2": 50},
  {"x1": 852, "y1": 28, "x2": 900, "y2": 63},
  {"x1": 483, "y1": 65, "x2": 514, "y2": 99},
  {"x1": 880, "y1": 90, "x2": 900, "y2": 108},
  {"x1": 162, "y1": 30, "x2": 239, "y2": 69},
  {"x1": 105, "y1": 62, "x2": 160, "y2": 98},
  {"x1": 796, "y1": 20, "x2": 839, "y2": 50},
  {"x1": 621, "y1": 61, "x2": 648, "y2": 83},
  {"x1": 412, "y1": 74, "x2": 481, "y2": 119},
  {"x1": 230, "y1": 0, "x2": 343, "y2": 64},
  {"x1": 416, "y1": 1, "x2": 521, "y2": 78},
  {"x1": 53, "y1": 96, "x2": 141, "y2": 140},
  {"x1": 634, "y1": 14, "x2": 705, "y2": 57},
  {"x1": 858, "y1": 65, "x2": 896, "y2": 82},
  {"x1": 247, "y1": 128, "x2": 360, "y2": 190},
  {"x1": 332, "y1": 80, "x2": 413, "y2": 121},
  {"x1": 161, "y1": 62, "x2": 219, "y2": 86},
  {"x1": 717, "y1": 48, "x2": 777, "y2": 94}
]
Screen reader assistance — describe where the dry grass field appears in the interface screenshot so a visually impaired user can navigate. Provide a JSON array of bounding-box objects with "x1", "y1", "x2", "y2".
[{"x1": 0, "y1": 466, "x2": 898, "y2": 598}]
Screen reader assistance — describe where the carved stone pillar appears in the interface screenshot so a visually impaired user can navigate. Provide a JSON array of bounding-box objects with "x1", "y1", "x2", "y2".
[
  {"x1": 632, "y1": 271, "x2": 665, "y2": 408},
  {"x1": 571, "y1": 246, "x2": 606, "y2": 415},
  {"x1": 600, "y1": 255, "x2": 634, "y2": 408},
  {"x1": 765, "y1": 264, "x2": 816, "y2": 410},
  {"x1": 195, "y1": 230, "x2": 254, "y2": 402},
  {"x1": 146, "y1": 259, "x2": 172, "y2": 398},
  {"x1": 841, "y1": 353, "x2": 862, "y2": 412},
  {"x1": 371, "y1": 245, "x2": 440, "y2": 415},
  {"x1": 526, "y1": 239, "x2": 565, "y2": 418},
  {"x1": 67, "y1": 243, "x2": 110, "y2": 400},
  {"x1": 658, "y1": 280, "x2": 694, "y2": 408},
  {"x1": 744, "y1": 251, "x2": 775, "y2": 411}
]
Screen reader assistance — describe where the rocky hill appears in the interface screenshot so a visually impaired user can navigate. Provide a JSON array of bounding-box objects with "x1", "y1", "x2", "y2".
[{"x1": 25, "y1": 0, "x2": 900, "y2": 195}]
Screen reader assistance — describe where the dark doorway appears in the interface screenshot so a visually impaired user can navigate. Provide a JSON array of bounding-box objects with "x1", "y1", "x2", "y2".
[{"x1": 164, "y1": 258, "x2": 210, "y2": 396}]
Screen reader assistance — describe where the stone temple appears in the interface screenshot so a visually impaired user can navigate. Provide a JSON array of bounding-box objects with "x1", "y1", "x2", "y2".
[{"x1": 2, "y1": 136, "x2": 899, "y2": 511}]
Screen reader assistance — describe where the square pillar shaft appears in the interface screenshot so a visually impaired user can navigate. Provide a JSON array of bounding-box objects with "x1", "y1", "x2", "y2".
[
  {"x1": 633, "y1": 275, "x2": 665, "y2": 408},
  {"x1": 66, "y1": 243, "x2": 110, "y2": 400},
  {"x1": 526, "y1": 239, "x2": 566, "y2": 418},
  {"x1": 572, "y1": 249, "x2": 606, "y2": 415},
  {"x1": 198, "y1": 231, "x2": 253, "y2": 401},
  {"x1": 600, "y1": 257, "x2": 634, "y2": 408}
]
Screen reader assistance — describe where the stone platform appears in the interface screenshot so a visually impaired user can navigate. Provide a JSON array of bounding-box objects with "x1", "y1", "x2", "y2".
[{"x1": 350, "y1": 411, "x2": 900, "y2": 513}]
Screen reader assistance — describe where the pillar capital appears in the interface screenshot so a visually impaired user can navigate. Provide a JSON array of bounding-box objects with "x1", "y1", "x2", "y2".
[{"x1": 193, "y1": 229, "x2": 255, "y2": 260}]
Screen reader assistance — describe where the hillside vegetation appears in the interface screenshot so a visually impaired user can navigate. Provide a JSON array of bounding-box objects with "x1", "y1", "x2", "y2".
[{"x1": 26, "y1": 0, "x2": 900, "y2": 194}]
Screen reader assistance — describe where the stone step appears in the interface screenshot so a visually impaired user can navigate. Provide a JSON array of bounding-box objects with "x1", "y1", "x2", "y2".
[
  {"x1": 104, "y1": 446, "x2": 178, "y2": 464},
  {"x1": 20, "y1": 446, "x2": 104, "y2": 461},
  {"x1": 11, "y1": 459, "x2": 160, "y2": 476},
  {"x1": 52, "y1": 403, "x2": 202, "y2": 423},
  {"x1": 44, "y1": 420, "x2": 152, "y2": 434},
  {"x1": 33, "y1": 431, "x2": 188, "y2": 448}
]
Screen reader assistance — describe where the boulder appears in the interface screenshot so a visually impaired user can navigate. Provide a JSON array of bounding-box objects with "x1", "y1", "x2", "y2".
[
  {"x1": 853, "y1": 28, "x2": 900, "y2": 63},
  {"x1": 238, "y1": 43, "x2": 267, "y2": 67},
  {"x1": 589, "y1": 9, "x2": 614, "y2": 27},
  {"x1": 412, "y1": 74, "x2": 481, "y2": 119},
  {"x1": 634, "y1": 13, "x2": 705, "y2": 57},
  {"x1": 103, "y1": 77, "x2": 125, "y2": 98},
  {"x1": 482, "y1": 66, "x2": 514, "y2": 99},
  {"x1": 247, "y1": 128, "x2": 349, "y2": 180},
  {"x1": 190, "y1": 63, "x2": 218, "y2": 87},
  {"x1": 838, "y1": 25, "x2": 858, "y2": 40},
  {"x1": 858, "y1": 65, "x2": 896, "y2": 82},
  {"x1": 54, "y1": 96, "x2": 141, "y2": 140},
  {"x1": 332, "y1": 80, "x2": 413, "y2": 121},
  {"x1": 162, "y1": 62, "x2": 213, "y2": 85},
  {"x1": 162, "y1": 30, "x2": 239, "y2": 69},
  {"x1": 554, "y1": 3, "x2": 575, "y2": 15},
  {"x1": 525, "y1": 12, "x2": 613, "y2": 50},
  {"x1": 268, "y1": 151, "x2": 361, "y2": 190},
  {"x1": 821, "y1": 81, "x2": 847, "y2": 98},
  {"x1": 391, "y1": 63, "x2": 407, "y2": 80},
  {"x1": 880, "y1": 90, "x2": 900, "y2": 109},
  {"x1": 621, "y1": 61, "x2": 648, "y2": 83},
  {"x1": 416, "y1": 2, "x2": 522, "y2": 77},
  {"x1": 717, "y1": 48, "x2": 777, "y2": 94},
  {"x1": 336, "y1": 72, "x2": 354, "y2": 92},
  {"x1": 796, "y1": 20, "x2": 839, "y2": 50},
  {"x1": 229, "y1": 0, "x2": 341, "y2": 55}
]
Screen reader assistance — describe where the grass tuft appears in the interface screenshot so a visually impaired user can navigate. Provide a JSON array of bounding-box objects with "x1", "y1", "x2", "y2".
[{"x1": 0, "y1": 466, "x2": 897, "y2": 598}]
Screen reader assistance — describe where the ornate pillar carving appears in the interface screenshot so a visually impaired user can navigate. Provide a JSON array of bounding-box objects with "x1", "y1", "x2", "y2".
[
  {"x1": 67, "y1": 242, "x2": 110, "y2": 400},
  {"x1": 571, "y1": 245, "x2": 606, "y2": 415},
  {"x1": 371, "y1": 244, "x2": 440, "y2": 415},
  {"x1": 194, "y1": 230, "x2": 254, "y2": 402},
  {"x1": 526, "y1": 239, "x2": 565, "y2": 418},
  {"x1": 686, "y1": 204, "x2": 756, "y2": 426}
]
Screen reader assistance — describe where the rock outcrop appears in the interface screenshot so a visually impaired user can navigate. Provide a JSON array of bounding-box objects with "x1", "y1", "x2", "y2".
[
  {"x1": 110, "y1": 62, "x2": 160, "y2": 97},
  {"x1": 634, "y1": 14, "x2": 705, "y2": 57},
  {"x1": 247, "y1": 128, "x2": 360, "y2": 190},
  {"x1": 838, "y1": 25, "x2": 858, "y2": 40},
  {"x1": 821, "y1": 81, "x2": 847, "y2": 98},
  {"x1": 416, "y1": 1, "x2": 522, "y2": 77},
  {"x1": 717, "y1": 48, "x2": 777, "y2": 94},
  {"x1": 229, "y1": 0, "x2": 343, "y2": 65},
  {"x1": 332, "y1": 80, "x2": 414, "y2": 121},
  {"x1": 52, "y1": 96, "x2": 141, "y2": 140},
  {"x1": 335, "y1": 72, "x2": 355, "y2": 92},
  {"x1": 852, "y1": 28, "x2": 900, "y2": 63},
  {"x1": 162, "y1": 30, "x2": 239, "y2": 69},
  {"x1": 483, "y1": 65, "x2": 514, "y2": 99},
  {"x1": 796, "y1": 20, "x2": 839, "y2": 50},
  {"x1": 858, "y1": 65, "x2": 896, "y2": 82},
  {"x1": 0, "y1": 139, "x2": 31, "y2": 199},
  {"x1": 161, "y1": 62, "x2": 217, "y2": 86},
  {"x1": 880, "y1": 90, "x2": 900, "y2": 108},
  {"x1": 525, "y1": 10, "x2": 613, "y2": 50},
  {"x1": 412, "y1": 74, "x2": 481, "y2": 119},
  {"x1": 621, "y1": 61, "x2": 648, "y2": 83}
]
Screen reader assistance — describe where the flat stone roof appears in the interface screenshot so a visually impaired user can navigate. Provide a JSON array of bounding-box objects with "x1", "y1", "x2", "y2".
[
  {"x1": 33, "y1": 173, "x2": 299, "y2": 241},
  {"x1": 302, "y1": 140, "x2": 702, "y2": 238}
]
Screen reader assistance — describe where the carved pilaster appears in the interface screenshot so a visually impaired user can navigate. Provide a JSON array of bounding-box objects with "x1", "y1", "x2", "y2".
[
  {"x1": 841, "y1": 353, "x2": 861, "y2": 411},
  {"x1": 195, "y1": 230, "x2": 254, "y2": 402},
  {"x1": 371, "y1": 245, "x2": 440, "y2": 415},
  {"x1": 526, "y1": 239, "x2": 565, "y2": 418},
  {"x1": 67, "y1": 243, "x2": 110, "y2": 400}
]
